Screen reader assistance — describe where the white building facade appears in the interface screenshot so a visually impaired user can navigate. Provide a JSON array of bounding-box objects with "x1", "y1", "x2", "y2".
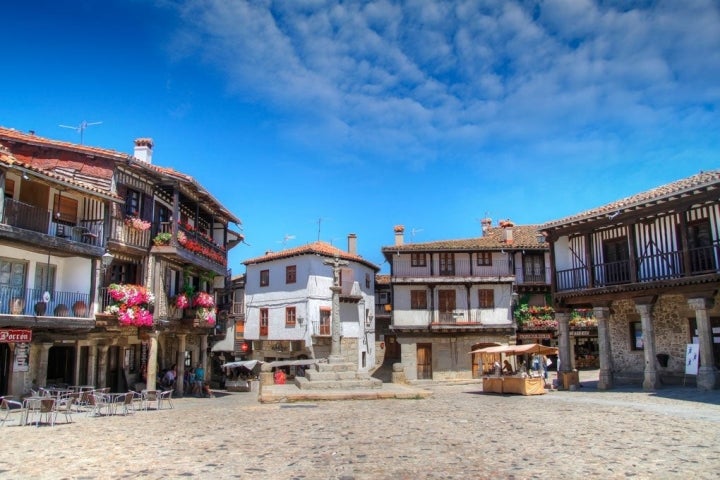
[{"x1": 243, "y1": 237, "x2": 379, "y2": 371}]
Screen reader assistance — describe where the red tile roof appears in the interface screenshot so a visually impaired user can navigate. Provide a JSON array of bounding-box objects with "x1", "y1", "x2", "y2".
[
  {"x1": 541, "y1": 170, "x2": 720, "y2": 230},
  {"x1": 243, "y1": 241, "x2": 379, "y2": 271},
  {"x1": 381, "y1": 224, "x2": 546, "y2": 255}
]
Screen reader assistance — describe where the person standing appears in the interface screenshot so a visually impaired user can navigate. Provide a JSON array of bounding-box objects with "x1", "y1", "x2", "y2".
[{"x1": 193, "y1": 364, "x2": 205, "y2": 396}]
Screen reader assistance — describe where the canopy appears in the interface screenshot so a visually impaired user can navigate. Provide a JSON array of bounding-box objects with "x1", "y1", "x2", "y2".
[
  {"x1": 221, "y1": 360, "x2": 262, "y2": 371},
  {"x1": 469, "y1": 343, "x2": 558, "y2": 356}
]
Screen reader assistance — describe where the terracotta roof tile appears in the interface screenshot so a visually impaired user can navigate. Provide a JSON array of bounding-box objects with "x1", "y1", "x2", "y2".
[
  {"x1": 381, "y1": 224, "x2": 546, "y2": 254},
  {"x1": 375, "y1": 274, "x2": 391, "y2": 285},
  {"x1": 541, "y1": 170, "x2": 720, "y2": 230},
  {"x1": 243, "y1": 241, "x2": 379, "y2": 271}
]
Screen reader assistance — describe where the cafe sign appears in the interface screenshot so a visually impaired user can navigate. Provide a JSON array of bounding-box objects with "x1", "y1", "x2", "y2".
[
  {"x1": 0, "y1": 329, "x2": 32, "y2": 343},
  {"x1": 517, "y1": 332, "x2": 553, "y2": 340}
]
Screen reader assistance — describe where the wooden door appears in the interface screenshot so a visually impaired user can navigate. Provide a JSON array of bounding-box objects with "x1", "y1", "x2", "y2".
[
  {"x1": 385, "y1": 335, "x2": 400, "y2": 360},
  {"x1": 417, "y1": 344, "x2": 432, "y2": 380},
  {"x1": 438, "y1": 289, "x2": 456, "y2": 323}
]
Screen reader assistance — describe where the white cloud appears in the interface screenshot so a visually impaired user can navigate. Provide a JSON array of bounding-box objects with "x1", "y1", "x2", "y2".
[{"x1": 168, "y1": 0, "x2": 720, "y2": 166}]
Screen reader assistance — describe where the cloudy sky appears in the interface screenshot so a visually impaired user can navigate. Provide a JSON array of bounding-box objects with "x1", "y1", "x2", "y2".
[{"x1": 2, "y1": 0, "x2": 719, "y2": 272}]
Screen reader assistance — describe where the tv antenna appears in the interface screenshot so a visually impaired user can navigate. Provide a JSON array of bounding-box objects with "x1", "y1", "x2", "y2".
[
  {"x1": 277, "y1": 234, "x2": 296, "y2": 246},
  {"x1": 59, "y1": 120, "x2": 102, "y2": 144},
  {"x1": 410, "y1": 228, "x2": 423, "y2": 239}
]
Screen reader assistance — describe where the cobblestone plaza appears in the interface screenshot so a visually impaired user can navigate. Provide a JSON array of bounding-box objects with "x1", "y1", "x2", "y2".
[{"x1": 0, "y1": 379, "x2": 718, "y2": 479}]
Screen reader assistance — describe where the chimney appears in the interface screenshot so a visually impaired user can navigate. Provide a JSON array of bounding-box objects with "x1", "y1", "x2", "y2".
[
  {"x1": 499, "y1": 219, "x2": 515, "y2": 244},
  {"x1": 347, "y1": 233, "x2": 357, "y2": 255},
  {"x1": 394, "y1": 225, "x2": 405, "y2": 246},
  {"x1": 133, "y1": 138, "x2": 154, "y2": 164},
  {"x1": 481, "y1": 217, "x2": 492, "y2": 236}
]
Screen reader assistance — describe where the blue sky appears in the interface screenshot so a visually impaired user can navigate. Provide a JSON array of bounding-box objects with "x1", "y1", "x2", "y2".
[{"x1": 2, "y1": 0, "x2": 719, "y2": 274}]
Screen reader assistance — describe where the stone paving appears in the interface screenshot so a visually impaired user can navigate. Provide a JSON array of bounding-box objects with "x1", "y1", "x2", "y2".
[{"x1": 0, "y1": 372, "x2": 719, "y2": 479}]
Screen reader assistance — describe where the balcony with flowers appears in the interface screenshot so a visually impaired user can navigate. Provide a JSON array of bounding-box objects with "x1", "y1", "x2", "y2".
[
  {"x1": 514, "y1": 304, "x2": 557, "y2": 330},
  {"x1": 103, "y1": 283, "x2": 155, "y2": 327},
  {"x1": 151, "y1": 221, "x2": 228, "y2": 274},
  {"x1": 569, "y1": 309, "x2": 598, "y2": 329}
]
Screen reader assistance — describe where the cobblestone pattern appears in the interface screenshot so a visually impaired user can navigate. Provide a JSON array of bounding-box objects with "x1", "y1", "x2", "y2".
[{"x1": 1, "y1": 379, "x2": 718, "y2": 479}]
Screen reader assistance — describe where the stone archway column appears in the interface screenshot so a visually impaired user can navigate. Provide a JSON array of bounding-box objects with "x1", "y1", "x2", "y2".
[
  {"x1": 97, "y1": 345, "x2": 109, "y2": 388},
  {"x1": 688, "y1": 297, "x2": 718, "y2": 390},
  {"x1": 38, "y1": 343, "x2": 53, "y2": 387},
  {"x1": 594, "y1": 306, "x2": 613, "y2": 390},
  {"x1": 635, "y1": 302, "x2": 659, "y2": 390},
  {"x1": 87, "y1": 343, "x2": 98, "y2": 388},
  {"x1": 146, "y1": 332, "x2": 158, "y2": 391},
  {"x1": 176, "y1": 334, "x2": 186, "y2": 396}
]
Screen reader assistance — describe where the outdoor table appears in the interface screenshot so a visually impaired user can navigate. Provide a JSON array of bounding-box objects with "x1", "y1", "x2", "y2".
[
  {"x1": 103, "y1": 393, "x2": 127, "y2": 415},
  {"x1": 71, "y1": 385, "x2": 95, "y2": 393},
  {"x1": 21, "y1": 396, "x2": 44, "y2": 425}
]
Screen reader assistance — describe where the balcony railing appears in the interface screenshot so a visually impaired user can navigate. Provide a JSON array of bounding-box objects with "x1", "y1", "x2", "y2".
[
  {"x1": 556, "y1": 243, "x2": 720, "y2": 292},
  {"x1": 392, "y1": 259, "x2": 513, "y2": 278},
  {"x1": 156, "y1": 222, "x2": 227, "y2": 267},
  {"x1": 311, "y1": 320, "x2": 331, "y2": 336},
  {"x1": 110, "y1": 216, "x2": 151, "y2": 249},
  {"x1": 2, "y1": 198, "x2": 105, "y2": 247},
  {"x1": 0, "y1": 286, "x2": 92, "y2": 317}
]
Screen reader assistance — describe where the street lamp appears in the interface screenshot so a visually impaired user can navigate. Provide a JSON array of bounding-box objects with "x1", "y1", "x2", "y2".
[{"x1": 101, "y1": 250, "x2": 114, "y2": 269}]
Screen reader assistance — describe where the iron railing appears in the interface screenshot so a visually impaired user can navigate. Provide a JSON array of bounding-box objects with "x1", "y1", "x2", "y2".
[{"x1": 0, "y1": 286, "x2": 92, "y2": 317}]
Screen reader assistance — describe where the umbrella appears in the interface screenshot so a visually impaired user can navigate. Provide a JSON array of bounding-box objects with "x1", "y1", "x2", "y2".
[{"x1": 469, "y1": 343, "x2": 558, "y2": 356}]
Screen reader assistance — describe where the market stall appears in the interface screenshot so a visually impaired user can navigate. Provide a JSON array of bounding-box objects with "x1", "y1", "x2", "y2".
[{"x1": 469, "y1": 344, "x2": 558, "y2": 396}]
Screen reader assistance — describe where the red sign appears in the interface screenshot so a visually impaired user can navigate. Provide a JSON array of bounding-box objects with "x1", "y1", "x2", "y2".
[{"x1": 0, "y1": 329, "x2": 32, "y2": 343}]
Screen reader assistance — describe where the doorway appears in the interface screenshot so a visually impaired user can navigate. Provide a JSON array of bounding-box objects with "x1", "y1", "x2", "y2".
[
  {"x1": 0, "y1": 344, "x2": 10, "y2": 395},
  {"x1": 417, "y1": 343, "x2": 432, "y2": 380},
  {"x1": 47, "y1": 346, "x2": 75, "y2": 385}
]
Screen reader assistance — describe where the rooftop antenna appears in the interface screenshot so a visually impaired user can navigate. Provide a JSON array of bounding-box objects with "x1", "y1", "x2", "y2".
[
  {"x1": 277, "y1": 234, "x2": 296, "y2": 246},
  {"x1": 59, "y1": 120, "x2": 102, "y2": 144},
  {"x1": 410, "y1": 228, "x2": 423, "y2": 238}
]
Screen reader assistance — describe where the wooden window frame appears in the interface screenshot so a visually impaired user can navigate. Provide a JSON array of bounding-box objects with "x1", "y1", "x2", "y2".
[
  {"x1": 478, "y1": 289, "x2": 494, "y2": 308},
  {"x1": 260, "y1": 308, "x2": 269, "y2": 336},
  {"x1": 285, "y1": 306, "x2": 296, "y2": 327},
  {"x1": 286, "y1": 265, "x2": 296, "y2": 284},
  {"x1": 319, "y1": 307, "x2": 331, "y2": 335},
  {"x1": 630, "y1": 321, "x2": 643, "y2": 350},
  {"x1": 53, "y1": 194, "x2": 79, "y2": 225},
  {"x1": 260, "y1": 269, "x2": 269, "y2": 287},
  {"x1": 439, "y1": 253, "x2": 455, "y2": 276},
  {"x1": 125, "y1": 188, "x2": 141, "y2": 217},
  {"x1": 476, "y1": 252, "x2": 492, "y2": 266},
  {"x1": 411, "y1": 253, "x2": 427, "y2": 267},
  {"x1": 410, "y1": 290, "x2": 427, "y2": 310}
]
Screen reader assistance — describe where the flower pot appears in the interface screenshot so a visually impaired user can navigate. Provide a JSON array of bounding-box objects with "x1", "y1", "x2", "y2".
[
  {"x1": 72, "y1": 300, "x2": 88, "y2": 317},
  {"x1": 54, "y1": 304, "x2": 69, "y2": 316},
  {"x1": 34, "y1": 301, "x2": 47, "y2": 316}
]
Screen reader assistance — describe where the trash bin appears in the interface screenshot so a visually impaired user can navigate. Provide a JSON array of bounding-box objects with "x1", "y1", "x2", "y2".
[{"x1": 656, "y1": 353, "x2": 669, "y2": 368}]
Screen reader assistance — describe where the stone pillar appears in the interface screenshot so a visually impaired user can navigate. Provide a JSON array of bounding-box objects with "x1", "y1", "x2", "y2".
[
  {"x1": 556, "y1": 312, "x2": 572, "y2": 374},
  {"x1": 200, "y1": 334, "x2": 208, "y2": 373},
  {"x1": 146, "y1": 333, "x2": 158, "y2": 391},
  {"x1": 688, "y1": 297, "x2": 718, "y2": 390},
  {"x1": 38, "y1": 343, "x2": 53, "y2": 387},
  {"x1": 635, "y1": 302, "x2": 659, "y2": 390},
  {"x1": 329, "y1": 285, "x2": 343, "y2": 364},
  {"x1": 594, "y1": 306, "x2": 613, "y2": 390},
  {"x1": 176, "y1": 334, "x2": 186, "y2": 396},
  {"x1": 73, "y1": 341, "x2": 83, "y2": 387},
  {"x1": 87, "y1": 343, "x2": 98, "y2": 387},
  {"x1": 97, "y1": 345, "x2": 110, "y2": 388}
]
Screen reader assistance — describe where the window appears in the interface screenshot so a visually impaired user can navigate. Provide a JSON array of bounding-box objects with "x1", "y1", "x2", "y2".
[
  {"x1": 478, "y1": 289, "x2": 494, "y2": 308},
  {"x1": 158, "y1": 205, "x2": 171, "y2": 225},
  {"x1": 602, "y1": 237, "x2": 630, "y2": 285},
  {"x1": 125, "y1": 188, "x2": 141, "y2": 217},
  {"x1": 365, "y1": 273, "x2": 371, "y2": 289},
  {"x1": 319, "y1": 307, "x2": 331, "y2": 335},
  {"x1": 53, "y1": 194, "x2": 78, "y2": 225},
  {"x1": 411, "y1": 253, "x2": 427, "y2": 267},
  {"x1": 0, "y1": 259, "x2": 27, "y2": 294},
  {"x1": 523, "y1": 254, "x2": 545, "y2": 282},
  {"x1": 260, "y1": 308, "x2": 269, "y2": 336},
  {"x1": 285, "y1": 307, "x2": 296, "y2": 327},
  {"x1": 477, "y1": 252, "x2": 492, "y2": 266},
  {"x1": 260, "y1": 269, "x2": 269, "y2": 287},
  {"x1": 34, "y1": 263, "x2": 56, "y2": 296},
  {"x1": 286, "y1": 265, "x2": 296, "y2": 284},
  {"x1": 379, "y1": 291, "x2": 390, "y2": 304},
  {"x1": 630, "y1": 321, "x2": 643, "y2": 350},
  {"x1": 438, "y1": 290, "x2": 456, "y2": 314},
  {"x1": 686, "y1": 219, "x2": 716, "y2": 273},
  {"x1": 411, "y1": 290, "x2": 427, "y2": 310},
  {"x1": 439, "y1": 253, "x2": 455, "y2": 275}
]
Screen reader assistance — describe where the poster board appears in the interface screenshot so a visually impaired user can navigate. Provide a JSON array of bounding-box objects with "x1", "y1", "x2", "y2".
[{"x1": 685, "y1": 343, "x2": 700, "y2": 375}]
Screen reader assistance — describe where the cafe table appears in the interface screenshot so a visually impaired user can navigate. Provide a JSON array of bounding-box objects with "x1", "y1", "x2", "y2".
[{"x1": 21, "y1": 396, "x2": 45, "y2": 425}]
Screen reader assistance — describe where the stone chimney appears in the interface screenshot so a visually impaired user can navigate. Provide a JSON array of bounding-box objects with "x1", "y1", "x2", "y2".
[
  {"x1": 133, "y1": 138, "x2": 154, "y2": 164},
  {"x1": 499, "y1": 219, "x2": 514, "y2": 244},
  {"x1": 481, "y1": 217, "x2": 492, "y2": 236},
  {"x1": 348, "y1": 233, "x2": 357, "y2": 255},
  {"x1": 394, "y1": 225, "x2": 405, "y2": 246}
]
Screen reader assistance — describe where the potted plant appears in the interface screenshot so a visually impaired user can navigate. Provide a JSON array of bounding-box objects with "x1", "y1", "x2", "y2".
[
  {"x1": 153, "y1": 232, "x2": 172, "y2": 246},
  {"x1": 104, "y1": 283, "x2": 155, "y2": 327}
]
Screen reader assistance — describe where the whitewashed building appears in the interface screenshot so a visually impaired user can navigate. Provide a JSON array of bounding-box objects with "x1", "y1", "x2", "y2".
[{"x1": 242, "y1": 236, "x2": 380, "y2": 371}]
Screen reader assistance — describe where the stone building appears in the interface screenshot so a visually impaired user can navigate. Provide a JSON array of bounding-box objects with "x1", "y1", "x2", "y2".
[{"x1": 541, "y1": 170, "x2": 720, "y2": 390}]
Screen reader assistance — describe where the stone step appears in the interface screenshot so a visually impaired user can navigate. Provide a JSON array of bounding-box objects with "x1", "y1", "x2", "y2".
[
  {"x1": 305, "y1": 370, "x2": 358, "y2": 382},
  {"x1": 294, "y1": 377, "x2": 383, "y2": 390},
  {"x1": 314, "y1": 362, "x2": 357, "y2": 373}
]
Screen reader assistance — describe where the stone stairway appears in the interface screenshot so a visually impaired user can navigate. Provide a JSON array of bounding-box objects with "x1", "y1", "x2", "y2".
[{"x1": 295, "y1": 362, "x2": 382, "y2": 390}]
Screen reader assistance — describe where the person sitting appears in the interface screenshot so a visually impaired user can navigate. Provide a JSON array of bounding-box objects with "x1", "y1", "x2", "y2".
[
  {"x1": 161, "y1": 364, "x2": 176, "y2": 389},
  {"x1": 502, "y1": 360, "x2": 514, "y2": 375}
]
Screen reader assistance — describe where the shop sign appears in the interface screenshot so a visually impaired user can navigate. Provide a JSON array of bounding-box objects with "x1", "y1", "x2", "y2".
[
  {"x1": 13, "y1": 343, "x2": 29, "y2": 372},
  {"x1": 517, "y1": 332, "x2": 553, "y2": 340},
  {"x1": 570, "y1": 330, "x2": 591, "y2": 336},
  {"x1": 0, "y1": 329, "x2": 32, "y2": 343}
]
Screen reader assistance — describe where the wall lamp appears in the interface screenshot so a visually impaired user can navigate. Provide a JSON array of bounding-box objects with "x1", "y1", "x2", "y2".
[{"x1": 101, "y1": 249, "x2": 114, "y2": 269}]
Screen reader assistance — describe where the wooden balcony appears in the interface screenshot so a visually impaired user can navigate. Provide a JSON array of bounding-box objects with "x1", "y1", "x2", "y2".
[
  {"x1": 392, "y1": 259, "x2": 513, "y2": 279},
  {"x1": 151, "y1": 222, "x2": 228, "y2": 274}
]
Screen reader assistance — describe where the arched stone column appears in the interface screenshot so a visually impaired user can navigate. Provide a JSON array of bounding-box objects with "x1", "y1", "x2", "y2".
[
  {"x1": 634, "y1": 300, "x2": 659, "y2": 390},
  {"x1": 176, "y1": 334, "x2": 186, "y2": 396},
  {"x1": 97, "y1": 345, "x2": 109, "y2": 388},
  {"x1": 688, "y1": 297, "x2": 718, "y2": 390},
  {"x1": 87, "y1": 343, "x2": 98, "y2": 388},
  {"x1": 556, "y1": 311, "x2": 572, "y2": 375},
  {"x1": 594, "y1": 306, "x2": 613, "y2": 390}
]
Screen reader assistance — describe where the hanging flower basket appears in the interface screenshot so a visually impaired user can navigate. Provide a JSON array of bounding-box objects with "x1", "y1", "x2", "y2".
[{"x1": 104, "y1": 283, "x2": 155, "y2": 327}]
